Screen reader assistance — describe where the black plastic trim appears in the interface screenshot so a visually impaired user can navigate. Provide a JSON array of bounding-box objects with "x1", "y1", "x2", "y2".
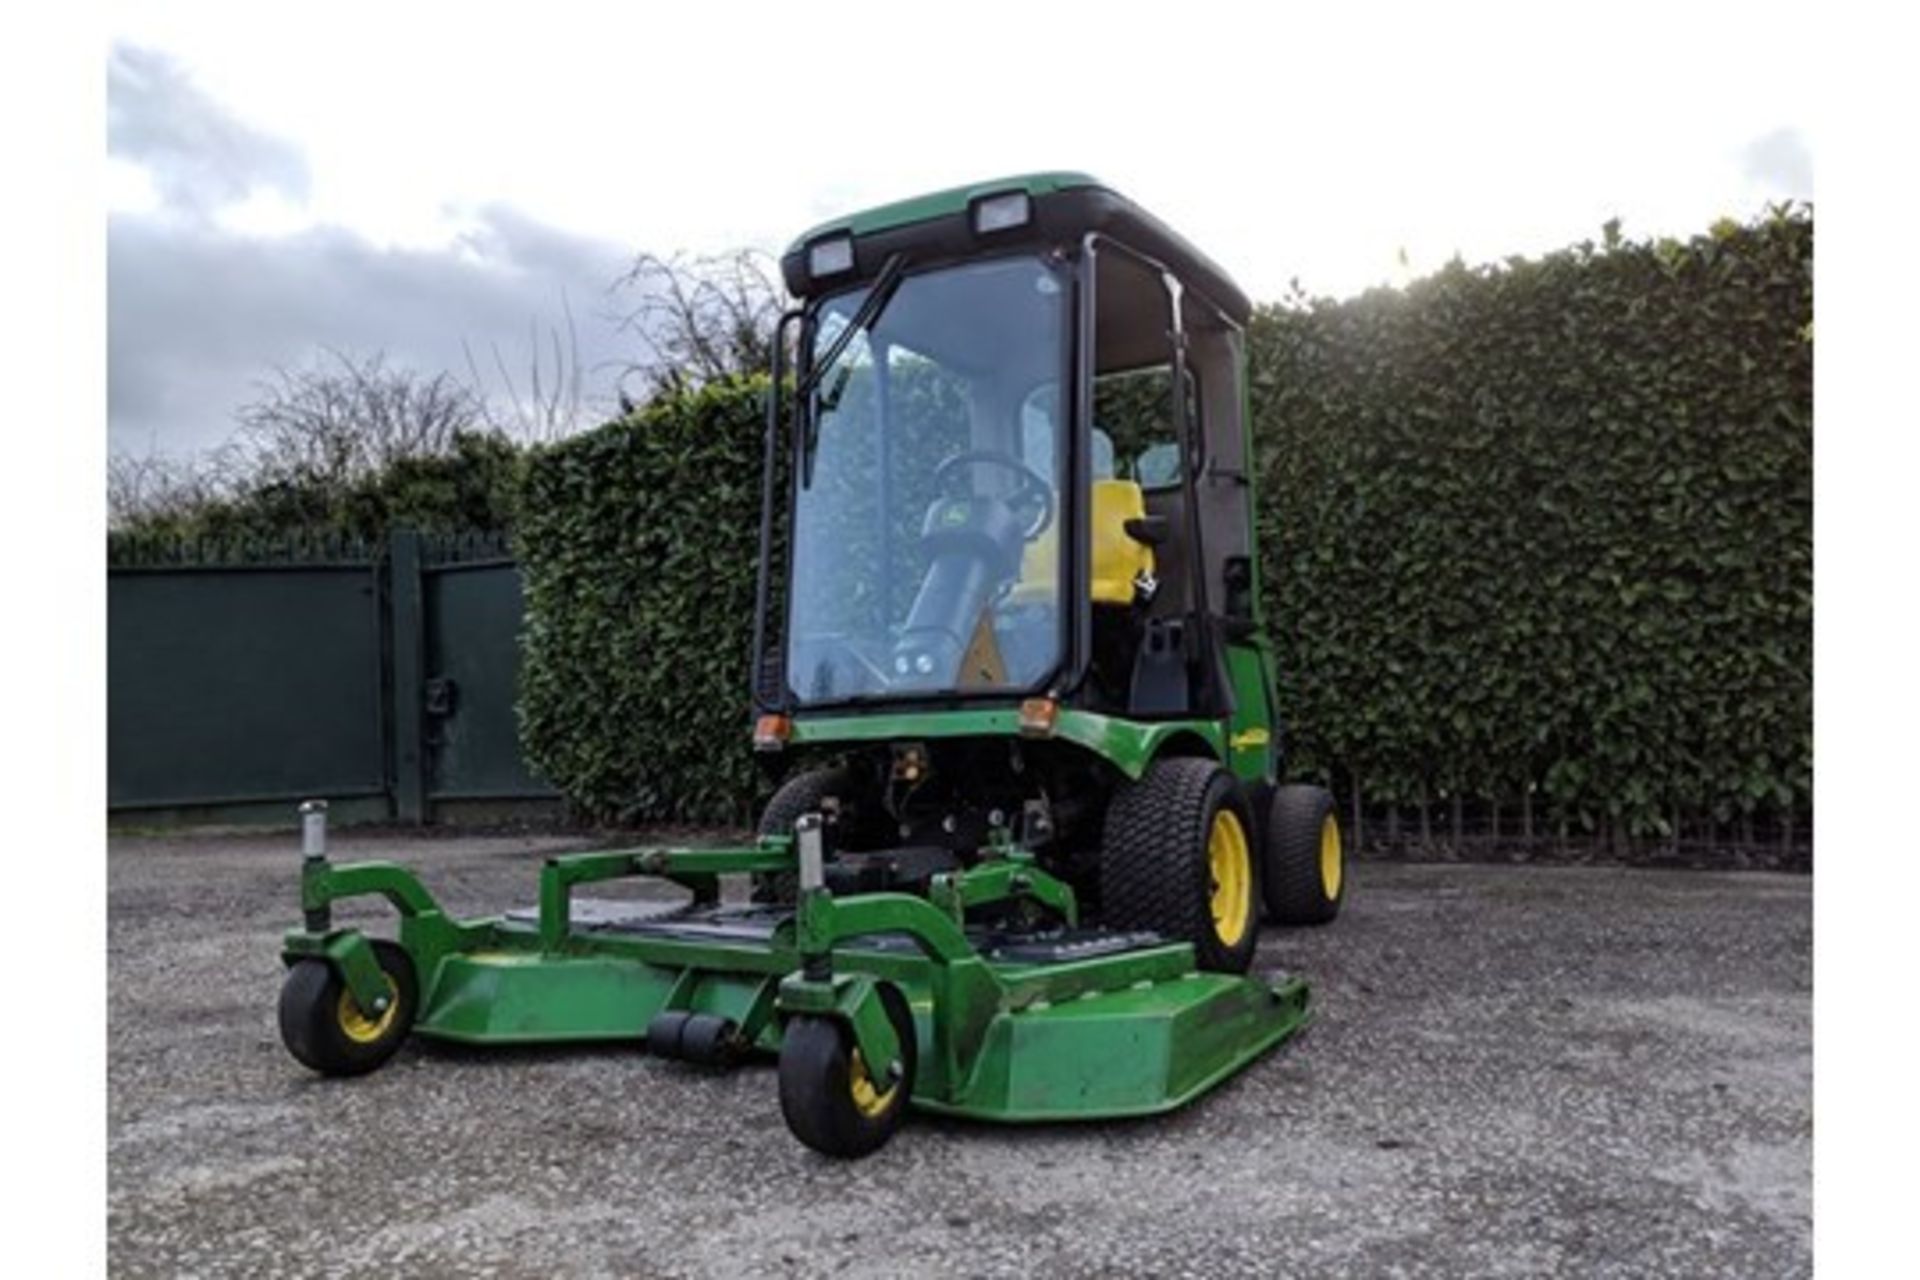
[{"x1": 781, "y1": 185, "x2": 1252, "y2": 325}]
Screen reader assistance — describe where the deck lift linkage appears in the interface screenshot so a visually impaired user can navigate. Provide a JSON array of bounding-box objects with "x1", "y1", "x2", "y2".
[{"x1": 277, "y1": 174, "x2": 1349, "y2": 1157}]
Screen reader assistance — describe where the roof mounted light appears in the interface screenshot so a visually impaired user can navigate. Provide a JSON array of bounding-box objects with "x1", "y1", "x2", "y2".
[
  {"x1": 808, "y1": 235, "x2": 854, "y2": 279},
  {"x1": 972, "y1": 190, "x2": 1031, "y2": 235}
]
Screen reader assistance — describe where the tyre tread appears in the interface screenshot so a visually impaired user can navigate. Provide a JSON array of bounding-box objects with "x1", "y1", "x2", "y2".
[
  {"x1": 1264, "y1": 784, "x2": 1343, "y2": 926},
  {"x1": 1099, "y1": 757, "x2": 1257, "y2": 973}
]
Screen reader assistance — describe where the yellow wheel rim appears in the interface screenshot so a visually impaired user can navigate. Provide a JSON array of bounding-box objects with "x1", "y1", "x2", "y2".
[
  {"x1": 336, "y1": 976, "x2": 399, "y2": 1045},
  {"x1": 1208, "y1": 808, "x2": 1252, "y2": 948},
  {"x1": 848, "y1": 1048, "x2": 897, "y2": 1119},
  {"x1": 1319, "y1": 814, "x2": 1343, "y2": 900}
]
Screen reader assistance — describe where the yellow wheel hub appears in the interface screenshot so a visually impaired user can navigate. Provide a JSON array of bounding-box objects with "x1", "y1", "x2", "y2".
[
  {"x1": 1208, "y1": 808, "x2": 1252, "y2": 948},
  {"x1": 336, "y1": 976, "x2": 399, "y2": 1045},
  {"x1": 848, "y1": 1047, "x2": 897, "y2": 1119},
  {"x1": 1319, "y1": 814, "x2": 1343, "y2": 900}
]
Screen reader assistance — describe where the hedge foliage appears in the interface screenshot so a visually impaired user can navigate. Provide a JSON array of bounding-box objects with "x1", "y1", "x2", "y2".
[
  {"x1": 115, "y1": 430, "x2": 523, "y2": 545},
  {"x1": 517, "y1": 209, "x2": 1813, "y2": 835},
  {"x1": 516, "y1": 379, "x2": 770, "y2": 823},
  {"x1": 1250, "y1": 208, "x2": 1811, "y2": 836}
]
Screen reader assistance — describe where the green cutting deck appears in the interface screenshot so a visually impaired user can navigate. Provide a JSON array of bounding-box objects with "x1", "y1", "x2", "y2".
[{"x1": 282, "y1": 838, "x2": 1310, "y2": 1128}]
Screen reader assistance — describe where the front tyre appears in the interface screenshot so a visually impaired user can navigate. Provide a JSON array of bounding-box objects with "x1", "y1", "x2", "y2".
[
  {"x1": 277, "y1": 938, "x2": 418, "y2": 1077},
  {"x1": 777, "y1": 982, "x2": 917, "y2": 1158},
  {"x1": 1100, "y1": 757, "x2": 1261, "y2": 974},
  {"x1": 752, "y1": 768, "x2": 861, "y2": 905}
]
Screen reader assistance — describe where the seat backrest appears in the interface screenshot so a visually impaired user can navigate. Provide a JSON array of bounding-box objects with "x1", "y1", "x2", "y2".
[
  {"x1": 1088, "y1": 479, "x2": 1154, "y2": 606},
  {"x1": 1009, "y1": 479, "x2": 1156, "y2": 608}
]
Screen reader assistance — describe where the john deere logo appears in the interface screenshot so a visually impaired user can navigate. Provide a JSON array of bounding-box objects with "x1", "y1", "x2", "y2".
[
  {"x1": 942, "y1": 503, "x2": 969, "y2": 526},
  {"x1": 1230, "y1": 728, "x2": 1270, "y2": 750}
]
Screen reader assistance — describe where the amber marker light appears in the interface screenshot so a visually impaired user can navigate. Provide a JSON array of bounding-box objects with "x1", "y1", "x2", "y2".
[
  {"x1": 1018, "y1": 698, "x2": 1059, "y2": 738},
  {"x1": 753, "y1": 714, "x2": 792, "y2": 752}
]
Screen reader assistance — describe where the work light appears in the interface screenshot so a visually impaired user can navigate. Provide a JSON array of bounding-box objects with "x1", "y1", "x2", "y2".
[
  {"x1": 808, "y1": 235, "x2": 854, "y2": 278},
  {"x1": 972, "y1": 191, "x2": 1031, "y2": 234}
]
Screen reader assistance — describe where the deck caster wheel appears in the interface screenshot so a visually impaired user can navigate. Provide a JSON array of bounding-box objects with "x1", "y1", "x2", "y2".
[
  {"x1": 777, "y1": 982, "x2": 916, "y2": 1158},
  {"x1": 278, "y1": 938, "x2": 417, "y2": 1077}
]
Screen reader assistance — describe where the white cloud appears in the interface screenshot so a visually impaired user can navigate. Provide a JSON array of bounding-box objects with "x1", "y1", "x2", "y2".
[
  {"x1": 105, "y1": 1, "x2": 1813, "y2": 450},
  {"x1": 1741, "y1": 128, "x2": 1815, "y2": 199},
  {"x1": 216, "y1": 188, "x2": 315, "y2": 239}
]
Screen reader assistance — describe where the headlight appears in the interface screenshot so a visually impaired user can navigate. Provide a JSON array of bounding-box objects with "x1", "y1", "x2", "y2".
[
  {"x1": 808, "y1": 235, "x2": 854, "y2": 278},
  {"x1": 972, "y1": 191, "x2": 1031, "y2": 234}
]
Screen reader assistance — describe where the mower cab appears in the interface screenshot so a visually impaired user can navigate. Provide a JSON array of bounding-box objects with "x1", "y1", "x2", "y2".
[
  {"x1": 767, "y1": 175, "x2": 1262, "y2": 730},
  {"x1": 277, "y1": 174, "x2": 1346, "y2": 1158}
]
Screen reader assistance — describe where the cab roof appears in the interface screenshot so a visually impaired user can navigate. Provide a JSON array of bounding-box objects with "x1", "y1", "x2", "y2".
[{"x1": 779, "y1": 172, "x2": 1252, "y2": 325}]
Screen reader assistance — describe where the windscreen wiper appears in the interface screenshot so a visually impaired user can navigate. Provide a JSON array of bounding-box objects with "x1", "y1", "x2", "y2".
[
  {"x1": 796, "y1": 252, "x2": 908, "y2": 402},
  {"x1": 796, "y1": 252, "x2": 908, "y2": 486}
]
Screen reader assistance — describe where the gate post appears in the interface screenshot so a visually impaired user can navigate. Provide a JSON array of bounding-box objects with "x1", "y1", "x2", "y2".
[{"x1": 389, "y1": 529, "x2": 428, "y2": 824}]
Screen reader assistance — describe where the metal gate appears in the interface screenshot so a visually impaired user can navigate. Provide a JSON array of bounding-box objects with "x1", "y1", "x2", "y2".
[{"x1": 108, "y1": 530, "x2": 556, "y2": 825}]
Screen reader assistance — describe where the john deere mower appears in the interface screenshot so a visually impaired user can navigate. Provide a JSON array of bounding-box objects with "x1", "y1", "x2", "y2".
[{"x1": 277, "y1": 173, "x2": 1348, "y2": 1157}]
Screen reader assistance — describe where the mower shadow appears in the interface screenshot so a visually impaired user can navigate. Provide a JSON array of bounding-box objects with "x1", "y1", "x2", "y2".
[{"x1": 401, "y1": 1037, "x2": 664, "y2": 1069}]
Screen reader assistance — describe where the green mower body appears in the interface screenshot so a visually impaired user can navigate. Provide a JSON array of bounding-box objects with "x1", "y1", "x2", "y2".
[{"x1": 279, "y1": 175, "x2": 1347, "y2": 1156}]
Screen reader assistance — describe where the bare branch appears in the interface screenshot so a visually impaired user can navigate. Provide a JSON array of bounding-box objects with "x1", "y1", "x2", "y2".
[
  {"x1": 610, "y1": 248, "x2": 786, "y2": 403},
  {"x1": 462, "y1": 292, "x2": 592, "y2": 444},
  {"x1": 229, "y1": 348, "x2": 485, "y2": 487}
]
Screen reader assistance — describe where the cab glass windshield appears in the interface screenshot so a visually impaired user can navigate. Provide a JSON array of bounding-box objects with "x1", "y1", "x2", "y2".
[{"x1": 787, "y1": 255, "x2": 1067, "y2": 704}]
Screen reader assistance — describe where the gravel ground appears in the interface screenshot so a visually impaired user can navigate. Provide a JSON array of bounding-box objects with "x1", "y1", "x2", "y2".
[{"x1": 108, "y1": 829, "x2": 1811, "y2": 1278}]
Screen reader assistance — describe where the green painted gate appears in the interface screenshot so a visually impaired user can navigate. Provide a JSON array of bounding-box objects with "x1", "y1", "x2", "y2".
[
  {"x1": 108, "y1": 530, "x2": 556, "y2": 826},
  {"x1": 421, "y1": 536, "x2": 553, "y2": 817}
]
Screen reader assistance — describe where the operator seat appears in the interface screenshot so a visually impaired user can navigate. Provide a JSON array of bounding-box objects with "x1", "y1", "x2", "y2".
[
  {"x1": 1087, "y1": 480, "x2": 1155, "y2": 604},
  {"x1": 1008, "y1": 478, "x2": 1156, "y2": 608}
]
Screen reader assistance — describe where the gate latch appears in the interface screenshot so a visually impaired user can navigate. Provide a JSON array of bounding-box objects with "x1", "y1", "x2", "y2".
[{"x1": 424, "y1": 677, "x2": 458, "y2": 718}]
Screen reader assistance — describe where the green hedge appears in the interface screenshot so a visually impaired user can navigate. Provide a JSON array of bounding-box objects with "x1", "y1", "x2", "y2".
[
  {"x1": 516, "y1": 379, "x2": 770, "y2": 823},
  {"x1": 1250, "y1": 208, "x2": 1811, "y2": 837},
  {"x1": 517, "y1": 209, "x2": 1813, "y2": 837},
  {"x1": 114, "y1": 430, "x2": 524, "y2": 545}
]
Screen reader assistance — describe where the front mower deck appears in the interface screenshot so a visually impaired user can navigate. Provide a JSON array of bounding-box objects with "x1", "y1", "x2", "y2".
[
  {"x1": 283, "y1": 834, "x2": 1311, "y2": 1136},
  {"x1": 452, "y1": 898, "x2": 1312, "y2": 1121}
]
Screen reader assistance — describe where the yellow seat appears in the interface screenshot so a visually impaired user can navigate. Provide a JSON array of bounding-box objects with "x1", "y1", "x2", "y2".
[
  {"x1": 1011, "y1": 480, "x2": 1154, "y2": 606},
  {"x1": 1088, "y1": 479, "x2": 1154, "y2": 604}
]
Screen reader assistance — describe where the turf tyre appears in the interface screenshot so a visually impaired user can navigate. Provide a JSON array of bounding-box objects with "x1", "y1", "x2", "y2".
[
  {"x1": 1099, "y1": 756, "x2": 1260, "y2": 974},
  {"x1": 1262, "y1": 784, "x2": 1346, "y2": 925},
  {"x1": 752, "y1": 768, "x2": 862, "y2": 904}
]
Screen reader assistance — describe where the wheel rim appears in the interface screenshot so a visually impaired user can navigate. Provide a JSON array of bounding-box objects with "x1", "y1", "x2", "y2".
[
  {"x1": 848, "y1": 1047, "x2": 896, "y2": 1118},
  {"x1": 1208, "y1": 809, "x2": 1252, "y2": 947},
  {"x1": 336, "y1": 976, "x2": 399, "y2": 1044},
  {"x1": 1319, "y1": 814, "x2": 1343, "y2": 900}
]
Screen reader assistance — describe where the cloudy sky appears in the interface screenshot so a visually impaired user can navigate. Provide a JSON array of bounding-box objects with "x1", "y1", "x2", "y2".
[{"x1": 107, "y1": 2, "x2": 1811, "y2": 460}]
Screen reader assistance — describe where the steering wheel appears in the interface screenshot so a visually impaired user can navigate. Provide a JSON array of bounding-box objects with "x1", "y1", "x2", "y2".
[{"x1": 932, "y1": 450, "x2": 1057, "y2": 540}]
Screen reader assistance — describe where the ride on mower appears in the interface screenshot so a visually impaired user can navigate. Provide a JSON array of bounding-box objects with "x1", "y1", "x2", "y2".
[{"x1": 277, "y1": 173, "x2": 1349, "y2": 1157}]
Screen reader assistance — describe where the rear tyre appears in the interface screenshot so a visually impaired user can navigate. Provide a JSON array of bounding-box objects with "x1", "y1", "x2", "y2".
[
  {"x1": 777, "y1": 982, "x2": 917, "y2": 1158},
  {"x1": 1099, "y1": 757, "x2": 1260, "y2": 974},
  {"x1": 1262, "y1": 784, "x2": 1346, "y2": 925},
  {"x1": 752, "y1": 768, "x2": 859, "y2": 905},
  {"x1": 277, "y1": 938, "x2": 418, "y2": 1077}
]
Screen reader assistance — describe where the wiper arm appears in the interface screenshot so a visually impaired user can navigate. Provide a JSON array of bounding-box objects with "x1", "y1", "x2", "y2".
[{"x1": 796, "y1": 252, "x2": 908, "y2": 401}]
